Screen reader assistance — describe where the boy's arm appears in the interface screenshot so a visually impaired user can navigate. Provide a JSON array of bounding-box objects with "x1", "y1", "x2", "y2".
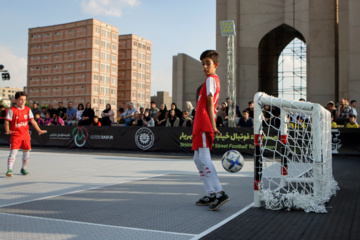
[
  {"x1": 30, "y1": 119, "x2": 47, "y2": 135},
  {"x1": 4, "y1": 120, "x2": 15, "y2": 134},
  {"x1": 207, "y1": 94, "x2": 220, "y2": 135}
]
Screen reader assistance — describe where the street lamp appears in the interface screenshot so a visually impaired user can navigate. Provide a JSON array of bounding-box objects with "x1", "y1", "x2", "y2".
[
  {"x1": 0, "y1": 64, "x2": 10, "y2": 80},
  {"x1": 220, "y1": 20, "x2": 236, "y2": 127}
]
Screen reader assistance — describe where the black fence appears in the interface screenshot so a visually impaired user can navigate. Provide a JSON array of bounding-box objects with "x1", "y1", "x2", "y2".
[{"x1": 0, "y1": 126, "x2": 358, "y2": 156}]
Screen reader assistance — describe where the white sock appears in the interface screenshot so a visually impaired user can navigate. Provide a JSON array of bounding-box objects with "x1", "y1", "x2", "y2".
[
  {"x1": 194, "y1": 150, "x2": 215, "y2": 195},
  {"x1": 22, "y1": 151, "x2": 30, "y2": 169},
  {"x1": 8, "y1": 149, "x2": 19, "y2": 170},
  {"x1": 199, "y1": 147, "x2": 223, "y2": 194}
]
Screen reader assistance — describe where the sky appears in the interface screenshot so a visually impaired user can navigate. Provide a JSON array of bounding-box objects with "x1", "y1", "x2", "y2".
[{"x1": 0, "y1": 0, "x2": 216, "y2": 96}]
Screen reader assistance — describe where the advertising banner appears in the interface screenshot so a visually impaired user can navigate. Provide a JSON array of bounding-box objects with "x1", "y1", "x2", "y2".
[{"x1": 0, "y1": 126, "x2": 358, "y2": 156}]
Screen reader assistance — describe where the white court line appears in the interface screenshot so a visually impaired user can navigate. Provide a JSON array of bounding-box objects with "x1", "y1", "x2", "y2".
[
  {"x1": 0, "y1": 173, "x2": 169, "y2": 208},
  {"x1": 190, "y1": 202, "x2": 254, "y2": 240},
  {"x1": 0, "y1": 212, "x2": 196, "y2": 237}
]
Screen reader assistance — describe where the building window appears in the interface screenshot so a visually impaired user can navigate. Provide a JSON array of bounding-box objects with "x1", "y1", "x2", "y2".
[
  {"x1": 68, "y1": 30, "x2": 73, "y2": 33},
  {"x1": 68, "y1": 53, "x2": 72, "y2": 56},
  {"x1": 134, "y1": 41, "x2": 137, "y2": 47},
  {"x1": 67, "y1": 75, "x2": 71, "y2": 79},
  {"x1": 45, "y1": 33, "x2": 50, "y2": 36},
  {"x1": 68, "y1": 41, "x2": 72, "y2": 45},
  {"x1": 55, "y1": 32, "x2": 60, "y2": 35},
  {"x1": 55, "y1": 43, "x2": 60, "y2": 46},
  {"x1": 45, "y1": 44, "x2": 49, "y2": 47},
  {"x1": 55, "y1": 54, "x2": 59, "y2": 57}
]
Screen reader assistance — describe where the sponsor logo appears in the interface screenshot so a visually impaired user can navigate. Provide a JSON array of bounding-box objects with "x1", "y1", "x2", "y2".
[
  {"x1": 90, "y1": 135, "x2": 114, "y2": 140},
  {"x1": 49, "y1": 133, "x2": 71, "y2": 140},
  {"x1": 135, "y1": 127, "x2": 154, "y2": 150},
  {"x1": 15, "y1": 122, "x2": 28, "y2": 128},
  {"x1": 72, "y1": 127, "x2": 89, "y2": 147},
  {"x1": 331, "y1": 129, "x2": 341, "y2": 154}
]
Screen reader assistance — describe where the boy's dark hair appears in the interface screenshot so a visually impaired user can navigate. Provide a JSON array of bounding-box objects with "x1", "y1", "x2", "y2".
[
  {"x1": 243, "y1": 110, "x2": 249, "y2": 114},
  {"x1": 94, "y1": 116, "x2": 98, "y2": 119},
  {"x1": 200, "y1": 50, "x2": 219, "y2": 64},
  {"x1": 15, "y1": 92, "x2": 27, "y2": 99}
]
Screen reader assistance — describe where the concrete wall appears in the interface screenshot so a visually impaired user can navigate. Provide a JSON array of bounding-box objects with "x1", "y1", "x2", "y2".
[{"x1": 172, "y1": 54, "x2": 204, "y2": 110}]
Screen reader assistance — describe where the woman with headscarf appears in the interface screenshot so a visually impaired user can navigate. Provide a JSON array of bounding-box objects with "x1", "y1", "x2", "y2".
[
  {"x1": 185, "y1": 101, "x2": 195, "y2": 120},
  {"x1": 101, "y1": 103, "x2": 114, "y2": 126},
  {"x1": 79, "y1": 102, "x2": 94, "y2": 125},
  {"x1": 155, "y1": 104, "x2": 168, "y2": 126},
  {"x1": 169, "y1": 103, "x2": 182, "y2": 119},
  {"x1": 166, "y1": 109, "x2": 180, "y2": 127}
]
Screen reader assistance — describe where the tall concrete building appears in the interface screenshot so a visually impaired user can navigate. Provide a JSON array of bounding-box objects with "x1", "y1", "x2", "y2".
[
  {"x1": 27, "y1": 19, "x2": 119, "y2": 116},
  {"x1": 117, "y1": 34, "x2": 151, "y2": 110}
]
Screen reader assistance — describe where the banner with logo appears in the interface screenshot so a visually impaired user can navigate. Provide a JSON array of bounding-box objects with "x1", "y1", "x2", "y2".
[{"x1": 0, "y1": 126, "x2": 358, "y2": 156}]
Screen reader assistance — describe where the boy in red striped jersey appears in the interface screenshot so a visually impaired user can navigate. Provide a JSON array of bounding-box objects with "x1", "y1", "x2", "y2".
[
  {"x1": 4, "y1": 92, "x2": 47, "y2": 177},
  {"x1": 193, "y1": 50, "x2": 229, "y2": 211}
]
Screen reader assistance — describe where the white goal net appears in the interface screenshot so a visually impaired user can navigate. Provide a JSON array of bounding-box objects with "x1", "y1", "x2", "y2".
[{"x1": 253, "y1": 92, "x2": 339, "y2": 213}]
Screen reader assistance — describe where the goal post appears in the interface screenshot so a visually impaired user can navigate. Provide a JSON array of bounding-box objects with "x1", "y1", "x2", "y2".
[{"x1": 253, "y1": 92, "x2": 339, "y2": 213}]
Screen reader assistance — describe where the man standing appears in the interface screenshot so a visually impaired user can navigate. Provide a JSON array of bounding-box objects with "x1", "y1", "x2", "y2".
[
  {"x1": 32, "y1": 102, "x2": 42, "y2": 117},
  {"x1": 149, "y1": 101, "x2": 159, "y2": 118},
  {"x1": 57, "y1": 102, "x2": 67, "y2": 120},
  {"x1": 350, "y1": 100, "x2": 357, "y2": 123}
]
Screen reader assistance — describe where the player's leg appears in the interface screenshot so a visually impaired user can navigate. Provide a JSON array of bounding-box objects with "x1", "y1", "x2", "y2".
[
  {"x1": 20, "y1": 137, "x2": 31, "y2": 175},
  {"x1": 198, "y1": 133, "x2": 229, "y2": 211},
  {"x1": 6, "y1": 137, "x2": 21, "y2": 177},
  {"x1": 194, "y1": 149, "x2": 216, "y2": 205}
]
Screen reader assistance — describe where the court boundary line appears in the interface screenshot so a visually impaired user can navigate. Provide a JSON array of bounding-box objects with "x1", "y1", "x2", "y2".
[
  {"x1": 190, "y1": 202, "x2": 254, "y2": 240},
  {"x1": 0, "y1": 212, "x2": 196, "y2": 237},
  {"x1": 0, "y1": 173, "x2": 169, "y2": 208}
]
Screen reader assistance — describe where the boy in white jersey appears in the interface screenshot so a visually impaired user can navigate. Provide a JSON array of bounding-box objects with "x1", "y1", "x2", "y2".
[
  {"x1": 192, "y1": 50, "x2": 229, "y2": 211},
  {"x1": 4, "y1": 92, "x2": 47, "y2": 177}
]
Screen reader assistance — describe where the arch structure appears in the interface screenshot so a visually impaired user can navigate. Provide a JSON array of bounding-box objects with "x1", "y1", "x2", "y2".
[{"x1": 216, "y1": 0, "x2": 360, "y2": 109}]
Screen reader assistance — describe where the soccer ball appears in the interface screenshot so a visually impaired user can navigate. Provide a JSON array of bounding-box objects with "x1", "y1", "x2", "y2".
[{"x1": 221, "y1": 150, "x2": 244, "y2": 173}]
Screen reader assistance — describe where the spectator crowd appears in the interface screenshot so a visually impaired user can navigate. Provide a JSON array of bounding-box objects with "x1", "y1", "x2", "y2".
[{"x1": 0, "y1": 97, "x2": 357, "y2": 129}]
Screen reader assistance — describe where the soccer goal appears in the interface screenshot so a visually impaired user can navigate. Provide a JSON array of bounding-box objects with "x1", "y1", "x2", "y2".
[{"x1": 253, "y1": 92, "x2": 339, "y2": 213}]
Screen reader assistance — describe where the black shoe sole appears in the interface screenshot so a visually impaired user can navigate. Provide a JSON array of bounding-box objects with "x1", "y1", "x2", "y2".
[
  {"x1": 196, "y1": 202, "x2": 215, "y2": 206},
  {"x1": 209, "y1": 198, "x2": 230, "y2": 211}
]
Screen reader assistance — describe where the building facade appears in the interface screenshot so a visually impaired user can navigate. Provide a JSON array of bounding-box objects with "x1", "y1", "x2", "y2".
[
  {"x1": 151, "y1": 91, "x2": 172, "y2": 109},
  {"x1": 27, "y1": 19, "x2": 119, "y2": 116},
  {"x1": 0, "y1": 87, "x2": 24, "y2": 107},
  {"x1": 117, "y1": 34, "x2": 151, "y2": 110}
]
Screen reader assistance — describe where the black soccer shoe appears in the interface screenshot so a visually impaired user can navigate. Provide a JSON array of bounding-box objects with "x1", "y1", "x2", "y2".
[
  {"x1": 209, "y1": 192, "x2": 230, "y2": 211},
  {"x1": 196, "y1": 195, "x2": 216, "y2": 206}
]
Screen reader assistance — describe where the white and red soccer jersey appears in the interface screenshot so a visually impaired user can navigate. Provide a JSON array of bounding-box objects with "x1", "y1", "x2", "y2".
[
  {"x1": 192, "y1": 74, "x2": 220, "y2": 136},
  {"x1": 6, "y1": 106, "x2": 34, "y2": 137}
]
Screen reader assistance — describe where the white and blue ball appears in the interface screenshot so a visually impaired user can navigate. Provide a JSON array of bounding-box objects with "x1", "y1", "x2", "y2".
[{"x1": 221, "y1": 150, "x2": 244, "y2": 173}]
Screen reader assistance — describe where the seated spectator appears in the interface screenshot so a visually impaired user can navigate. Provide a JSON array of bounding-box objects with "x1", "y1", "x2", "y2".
[
  {"x1": 155, "y1": 104, "x2": 168, "y2": 126},
  {"x1": 40, "y1": 106, "x2": 47, "y2": 120},
  {"x1": 0, "y1": 105, "x2": 8, "y2": 124},
  {"x1": 185, "y1": 101, "x2": 195, "y2": 120},
  {"x1": 118, "y1": 107, "x2": 125, "y2": 124},
  {"x1": 139, "y1": 107, "x2": 145, "y2": 115},
  {"x1": 143, "y1": 109, "x2": 155, "y2": 127},
  {"x1": 169, "y1": 103, "x2": 182, "y2": 119},
  {"x1": 244, "y1": 101, "x2": 254, "y2": 119},
  {"x1": 32, "y1": 102, "x2": 42, "y2": 116},
  {"x1": 180, "y1": 110, "x2": 193, "y2": 127},
  {"x1": 52, "y1": 113, "x2": 65, "y2": 126},
  {"x1": 294, "y1": 116, "x2": 306, "y2": 129},
  {"x1": 79, "y1": 102, "x2": 94, "y2": 125},
  {"x1": 331, "y1": 114, "x2": 337, "y2": 129},
  {"x1": 345, "y1": 115, "x2": 358, "y2": 128},
  {"x1": 43, "y1": 112, "x2": 52, "y2": 126},
  {"x1": 216, "y1": 102, "x2": 227, "y2": 127},
  {"x1": 166, "y1": 109, "x2": 180, "y2": 127},
  {"x1": 326, "y1": 101, "x2": 337, "y2": 116},
  {"x1": 34, "y1": 112, "x2": 44, "y2": 126},
  {"x1": 47, "y1": 104, "x2": 57, "y2": 118},
  {"x1": 72, "y1": 103, "x2": 84, "y2": 126},
  {"x1": 350, "y1": 100, "x2": 357, "y2": 123},
  {"x1": 121, "y1": 102, "x2": 138, "y2": 126},
  {"x1": 101, "y1": 103, "x2": 114, "y2": 126},
  {"x1": 64, "y1": 101, "x2": 77, "y2": 126},
  {"x1": 226, "y1": 97, "x2": 241, "y2": 117},
  {"x1": 237, "y1": 110, "x2": 254, "y2": 128},
  {"x1": 336, "y1": 98, "x2": 353, "y2": 125},
  {"x1": 57, "y1": 102, "x2": 67, "y2": 120},
  {"x1": 262, "y1": 105, "x2": 272, "y2": 127},
  {"x1": 91, "y1": 116, "x2": 101, "y2": 126},
  {"x1": 132, "y1": 112, "x2": 143, "y2": 126}
]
